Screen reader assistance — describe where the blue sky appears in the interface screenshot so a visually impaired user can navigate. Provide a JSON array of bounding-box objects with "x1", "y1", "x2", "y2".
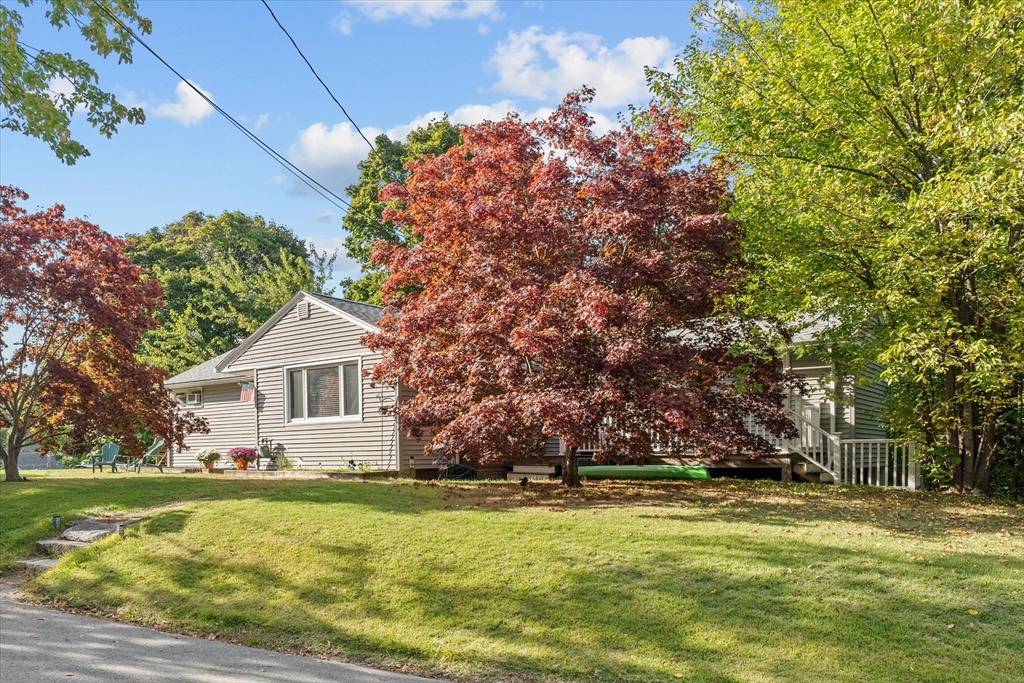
[{"x1": 2, "y1": 1, "x2": 698, "y2": 285}]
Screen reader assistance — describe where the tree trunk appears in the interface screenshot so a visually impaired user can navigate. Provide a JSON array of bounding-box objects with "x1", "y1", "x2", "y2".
[
  {"x1": 974, "y1": 418, "x2": 995, "y2": 495},
  {"x1": 960, "y1": 396, "x2": 978, "y2": 492},
  {"x1": 1015, "y1": 383, "x2": 1023, "y2": 501},
  {"x1": 1, "y1": 445, "x2": 24, "y2": 482},
  {"x1": 946, "y1": 366, "x2": 962, "y2": 491},
  {"x1": 561, "y1": 445, "x2": 581, "y2": 488}
]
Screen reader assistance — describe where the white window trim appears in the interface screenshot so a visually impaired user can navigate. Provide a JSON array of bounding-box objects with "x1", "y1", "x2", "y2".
[
  {"x1": 283, "y1": 355, "x2": 363, "y2": 425},
  {"x1": 174, "y1": 389, "x2": 203, "y2": 408}
]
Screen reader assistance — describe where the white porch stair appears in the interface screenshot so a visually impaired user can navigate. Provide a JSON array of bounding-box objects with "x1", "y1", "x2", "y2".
[{"x1": 747, "y1": 395, "x2": 921, "y2": 490}]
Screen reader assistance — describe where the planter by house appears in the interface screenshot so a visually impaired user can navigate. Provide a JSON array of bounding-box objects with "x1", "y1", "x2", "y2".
[
  {"x1": 195, "y1": 448, "x2": 221, "y2": 471},
  {"x1": 227, "y1": 447, "x2": 257, "y2": 471}
]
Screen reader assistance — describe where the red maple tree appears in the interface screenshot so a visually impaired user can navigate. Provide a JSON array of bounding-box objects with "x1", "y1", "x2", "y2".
[
  {"x1": 1, "y1": 186, "x2": 206, "y2": 482},
  {"x1": 366, "y1": 91, "x2": 797, "y2": 486}
]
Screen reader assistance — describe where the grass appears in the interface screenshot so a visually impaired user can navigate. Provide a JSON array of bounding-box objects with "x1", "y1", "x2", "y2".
[{"x1": 2, "y1": 470, "x2": 1023, "y2": 683}]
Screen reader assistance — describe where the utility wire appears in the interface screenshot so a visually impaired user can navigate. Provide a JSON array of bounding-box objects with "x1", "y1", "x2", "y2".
[
  {"x1": 260, "y1": 0, "x2": 434, "y2": 219},
  {"x1": 260, "y1": 0, "x2": 376, "y2": 154},
  {"x1": 86, "y1": 0, "x2": 351, "y2": 212}
]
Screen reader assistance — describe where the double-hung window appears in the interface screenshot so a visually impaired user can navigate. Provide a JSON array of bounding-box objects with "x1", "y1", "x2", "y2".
[
  {"x1": 174, "y1": 389, "x2": 202, "y2": 408},
  {"x1": 287, "y1": 362, "x2": 360, "y2": 421}
]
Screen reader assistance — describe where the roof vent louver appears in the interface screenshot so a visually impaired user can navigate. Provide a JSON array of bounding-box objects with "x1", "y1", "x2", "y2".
[{"x1": 297, "y1": 300, "x2": 310, "y2": 320}]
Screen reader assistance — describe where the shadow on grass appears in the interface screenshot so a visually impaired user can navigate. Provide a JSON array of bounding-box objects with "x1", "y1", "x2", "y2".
[
  {"x1": 32, "y1": 498, "x2": 1024, "y2": 683},
  {"x1": 6, "y1": 474, "x2": 1021, "y2": 572},
  {"x1": 140, "y1": 510, "x2": 193, "y2": 536}
]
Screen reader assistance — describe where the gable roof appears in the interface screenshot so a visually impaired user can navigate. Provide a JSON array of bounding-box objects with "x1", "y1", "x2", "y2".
[
  {"x1": 214, "y1": 291, "x2": 384, "y2": 373},
  {"x1": 790, "y1": 317, "x2": 832, "y2": 345},
  {"x1": 166, "y1": 350, "x2": 249, "y2": 387},
  {"x1": 304, "y1": 292, "x2": 384, "y2": 327}
]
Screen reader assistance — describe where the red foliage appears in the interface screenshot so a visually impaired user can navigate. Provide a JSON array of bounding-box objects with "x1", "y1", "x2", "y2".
[
  {"x1": 0, "y1": 186, "x2": 207, "y2": 480},
  {"x1": 365, "y1": 91, "x2": 797, "y2": 482}
]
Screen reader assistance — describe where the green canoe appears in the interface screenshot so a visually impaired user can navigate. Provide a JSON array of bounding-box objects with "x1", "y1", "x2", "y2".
[{"x1": 578, "y1": 465, "x2": 710, "y2": 480}]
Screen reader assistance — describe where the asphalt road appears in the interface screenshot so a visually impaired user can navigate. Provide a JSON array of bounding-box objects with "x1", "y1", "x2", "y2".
[{"x1": 0, "y1": 599, "x2": 440, "y2": 683}]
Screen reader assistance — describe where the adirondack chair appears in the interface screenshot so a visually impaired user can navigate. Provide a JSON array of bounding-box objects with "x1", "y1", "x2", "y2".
[
  {"x1": 73, "y1": 443, "x2": 120, "y2": 472},
  {"x1": 133, "y1": 437, "x2": 166, "y2": 473}
]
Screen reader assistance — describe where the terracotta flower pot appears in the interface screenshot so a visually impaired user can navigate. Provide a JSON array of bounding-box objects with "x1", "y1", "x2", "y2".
[{"x1": 235, "y1": 459, "x2": 249, "y2": 471}]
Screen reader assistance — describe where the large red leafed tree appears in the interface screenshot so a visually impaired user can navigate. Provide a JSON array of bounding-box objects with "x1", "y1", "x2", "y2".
[
  {"x1": 0, "y1": 186, "x2": 206, "y2": 482},
  {"x1": 366, "y1": 90, "x2": 797, "y2": 486}
]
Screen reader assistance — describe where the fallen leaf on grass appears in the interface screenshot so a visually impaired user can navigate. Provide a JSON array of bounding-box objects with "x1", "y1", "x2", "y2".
[
  {"x1": 947, "y1": 624, "x2": 955, "y2": 629},
  {"x1": 967, "y1": 609, "x2": 978, "y2": 615}
]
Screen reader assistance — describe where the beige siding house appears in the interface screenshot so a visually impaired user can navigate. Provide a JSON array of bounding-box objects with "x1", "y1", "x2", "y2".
[
  {"x1": 165, "y1": 292, "x2": 425, "y2": 473},
  {"x1": 168, "y1": 299, "x2": 902, "y2": 485}
]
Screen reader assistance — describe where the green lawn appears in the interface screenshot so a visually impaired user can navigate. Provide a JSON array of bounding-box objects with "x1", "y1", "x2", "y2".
[{"x1": 2, "y1": 470, "x2": 1022, "y2": 683}]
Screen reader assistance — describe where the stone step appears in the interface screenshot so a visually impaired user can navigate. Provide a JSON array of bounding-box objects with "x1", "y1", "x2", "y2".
[
  {"x1": 61, "y1": 521, "x2": 120, "y2": 543},
  {"x1": 36, "y1": 539, "x2": 89, "y2": 557},
  {"x1": 16, "y1": 558, "x2": 58, "y2": 571}
]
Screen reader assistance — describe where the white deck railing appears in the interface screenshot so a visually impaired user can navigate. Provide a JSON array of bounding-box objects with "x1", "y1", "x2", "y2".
[
  {"x1": 835, "y1": 440, "x2": 919, "y2": 488},
  {"x1": 564, "y1": 395, "x2": 921, "y2": 489},
  {"x1": 775, "y1": 394, "x2": 920, "y2": 489}
]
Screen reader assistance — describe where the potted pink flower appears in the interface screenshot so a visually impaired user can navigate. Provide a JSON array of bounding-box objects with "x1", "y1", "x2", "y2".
[{"x1": 227, "y1": 446, "x2": 258, "y2": 471}]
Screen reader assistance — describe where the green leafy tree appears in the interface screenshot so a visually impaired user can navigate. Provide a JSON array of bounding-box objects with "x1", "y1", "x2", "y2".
[
  {"x1": 341, "y1": 117, "x2": 462, "y2": 302},
  {"x1": 127, "y1": 211, "x2": 336, "y2": 376},
  {"x1": 0, "y1": 0, "x2": 149, "y2": 164},
  {"x1": 650, "y1": 0, "x2": 1024, "y2": 493}
]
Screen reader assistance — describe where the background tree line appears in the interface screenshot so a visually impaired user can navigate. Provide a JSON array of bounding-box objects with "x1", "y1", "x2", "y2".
[
  {"x1": 644, "y1": 0, "x2": 1023, "y2": 495},
  {"x1": 338, "y1": 0, "x2": 1022, "y2": 495},
  {"x1": 126, "y1": 211, "x2": 336, "y2": 377}
]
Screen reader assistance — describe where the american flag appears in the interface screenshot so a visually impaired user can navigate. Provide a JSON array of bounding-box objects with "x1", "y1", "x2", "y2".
[{"x1": 239, "y1": 382, "x2": 256, "y2": 403}]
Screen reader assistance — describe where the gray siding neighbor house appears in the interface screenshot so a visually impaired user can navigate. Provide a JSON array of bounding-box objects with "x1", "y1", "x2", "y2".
[{"x1": 165, "y1": 292, "x2": 424, "y2": 473}]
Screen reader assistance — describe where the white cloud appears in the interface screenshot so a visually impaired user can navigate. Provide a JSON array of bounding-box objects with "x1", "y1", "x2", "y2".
[
  {"x1": 384, "y1": 100, "x2": 524, "y2": 140},
  {"x1": 48, "y1": 78, "x2": 88, "y2": 113},
  {"x1": 314, "y1": 210, "x2": 336, "y2": 223},
  {"x1": 348, "y1": 0, "x2": 502, "y2": 26},
  {"x1": 287, "y1": 100, "x2": 619, "y2": 200},
  {"x1": 490, "y1": 26, "x2": 676, "y2": 109},
  {"x1": 254, "y1": 113, "x2": 271, "y2": 131},
  {"x1": 388, "y1": 100, "x2": 617, "y2": 140},
  {"x1": 151, "y1": 80, "x2": 215, "y2": 126},
  {"x1": 332, "y1": 13, "x2": 353, "y2": 34},
  {"x1": 287, "y1": 121, "x2": 383, "y2": 195}
]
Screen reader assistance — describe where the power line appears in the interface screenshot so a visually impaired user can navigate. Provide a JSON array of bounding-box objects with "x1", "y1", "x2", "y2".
[
  {"x1": 259, "y1": 0, "x2": 435, "y2": 219},
  {"x1": 85, "y1": 0, "x2": 351, "y2": 212},
  {"x1": 260, "y1": 0, "x2": 376, "y2": 155}
]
